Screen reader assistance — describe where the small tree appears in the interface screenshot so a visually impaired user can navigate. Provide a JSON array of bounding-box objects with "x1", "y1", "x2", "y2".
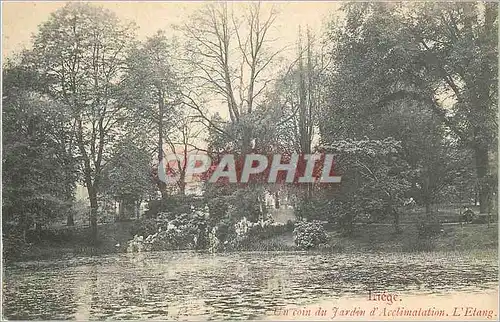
[
  {"x1": 100, "y1": 139, "x2": 157, "y2": 220},
  {"x1": 3, "y1": 80, "x2": 76, "y2": 241},
  {"x1": 125, "y1": 30, "x2": 182, "y2": 198},
  {"x1": 321, "y1": 138, "x2": 411, "y2": 234}
]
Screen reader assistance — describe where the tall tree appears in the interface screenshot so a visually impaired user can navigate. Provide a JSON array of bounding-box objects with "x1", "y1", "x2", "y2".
[
  {"x1": 30, "y1": 3, "x2": 136, "y2": 241},
  {"x1": 321, "y1": 138, "x2": 411, "y2": 234},
  {"x1": 164, "y1": 112, "x2": 205, "y2": 195},
  {"x1": 268, "y1": 28, "x2": 330, "y2": 201},
  {"x1": 323, "y1": 2, "x2": 497, "y2": 213},
  {"x1": 3, "y1": 64, "x2": 76, "y2": 239},
  {"x1": 126, "y1": 30, "x2": 181, "y2": 198},
  {"x1": 181, "y1": 2, "x2": 282, "y2": 153},
  {"x1": 179, "y1": 3, "x2": 284, "y2": 221}
]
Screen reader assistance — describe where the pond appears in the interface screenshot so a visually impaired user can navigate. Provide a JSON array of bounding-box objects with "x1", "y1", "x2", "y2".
[{"x1": 3, "y1": 251, "x2": 498, "y2": 320}]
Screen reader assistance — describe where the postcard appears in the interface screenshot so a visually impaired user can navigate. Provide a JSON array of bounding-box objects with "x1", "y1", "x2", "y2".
[{"x1": 2, "y1": 1, "x2": 498, "y2": 320}]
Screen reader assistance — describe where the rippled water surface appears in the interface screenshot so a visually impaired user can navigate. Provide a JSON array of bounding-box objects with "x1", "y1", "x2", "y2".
[{"x1": 3, "y1": 251, "x2": 498, "y2": 320}]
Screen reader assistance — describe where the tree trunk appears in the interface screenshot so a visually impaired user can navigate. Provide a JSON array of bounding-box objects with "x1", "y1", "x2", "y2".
[
  {"x1": 88, "y1": 186, "x2": 99, "y2": 243},
  {"x1": 346, "y1": 214, "x2": 354, "y2": 236},
  {"x1": 158, "y1": 89, "x2": 168, "y2": 199},
  {"x1": 474, "y1": 145, "x2": 490, "y2": 214},
  {"x1": 424, "y1": 201, "x2": 431, "y2": 217},
  {"x1": 422, "y1": 168, "x2": 432, "y2": 217},
  {"x1": 387, "y1": 198, "x2": 401, "y2": 234},
  {"x1": 179, "y1": 172, "x2": 186, "y2": 195},
  {"x1": 118, "y1": 200, "x2": 124, "y2": 221},
  {"x1": 241, "y1": 126, "x2": 253, "y2": 154},
  {"x1": 67, "y1": 213, "x2": 75, "y2": 226},
  {"x1": 393, "y1": 208, "x2": 401, "y2": 234}
]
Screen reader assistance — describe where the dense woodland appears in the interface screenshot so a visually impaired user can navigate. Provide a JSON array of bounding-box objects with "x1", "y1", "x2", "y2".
[{"x1": 3, "y1": 2, "x2": 498, "y2": 254}]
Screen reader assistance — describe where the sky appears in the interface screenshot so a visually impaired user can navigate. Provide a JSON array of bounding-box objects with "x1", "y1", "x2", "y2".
[{"x1": 2, "y1": 1, "x2": 341, "y2": 59}]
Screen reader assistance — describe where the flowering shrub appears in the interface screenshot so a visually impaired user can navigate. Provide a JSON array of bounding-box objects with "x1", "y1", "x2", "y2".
[
  {"x1": 127, "y1": 209, "x2": 291, "y2": 253},
  {"x1": 293, "y1": 220, "x2": 328, "y2": 249},
  {"x1": 224, "y1": 216, "x2": 286, "y2": 249},
  {"x1": 127, "y1": 235, "x2": 145, "y2": 252},
  {"x1": 208, "y1": 226, "x2": 221, "y2": 253},
  {"x1": 143, "y1": 196, "x2": 206, "y2": 219},
  {"x1": 127, "y1": 207, "x2": 210, "y2": 252}
]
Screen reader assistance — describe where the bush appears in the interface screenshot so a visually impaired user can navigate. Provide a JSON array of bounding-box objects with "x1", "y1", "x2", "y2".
[
  {"x1": 233, "y1": 217, "x2": 287, "y2": 244},
  {"x1": 131, "y1": 218, "x2": 157, "y2": 237},
  {"x1": 295, "y1": 199, "x2": 330, "y2": 221},
  {"x1": 285, "y1": 220, "x2": 295, "y2": 232},
  {"x1": 471, "y1": 214, "x2": 491, "y2": 224},
  {"x1": 417, "y1": 220, "x2": 443, "y2": 238},
  {"x1": 293, "y1": 220, "x2": 328, "y2": 249},
  {"x1": 144, "y1": 195, "x2": 206, "y2": 219},
  {"x1": 211, "y1": 216, "x2": 286, "y2": 251},
  {"x1": 207, "y1": 197, "x2": 228, "y2": 225},
  {"x1": 3, "y1": 229, "x2": 27, "y2": 262},
  {"x1": 404, "y1": 237, "x2": 436, "y2": 252},
  {"x1": 226, "y1": 188, "x2": 266, "y2": 222},
  {"x1": 128, "y1": 208, "x2": 210, "y2": 252}
]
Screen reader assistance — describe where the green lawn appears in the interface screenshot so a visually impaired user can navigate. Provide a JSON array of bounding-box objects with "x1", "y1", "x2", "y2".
[
  {"x1": 257, "y1": 222, "x2": 498, "y2": 253},
  {"x1": 9, "y1": 209, "x2": 498, "y2": 262},
  {"x1": 392, "y1": 204, "x2": 496, "y2": 224},
  {"x1": 328, "y1": 222, "x2": 498, "y2": 253}
]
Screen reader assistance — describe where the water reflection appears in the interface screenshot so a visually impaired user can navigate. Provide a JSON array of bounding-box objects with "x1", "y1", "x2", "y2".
[{"x1": 3, "y1": 251, "x2": 498, "y2": 320}]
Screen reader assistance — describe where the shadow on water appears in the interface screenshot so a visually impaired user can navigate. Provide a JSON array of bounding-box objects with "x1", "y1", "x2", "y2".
[{"x1": 3, "y1": 251, "x2": 498, "y2": 320}]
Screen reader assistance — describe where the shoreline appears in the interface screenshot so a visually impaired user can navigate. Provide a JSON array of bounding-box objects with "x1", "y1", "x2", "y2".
[
  {"x1": 5, "y1": 222, "x2": 497, "y2": 263},
  {"x1": 5, "y1": 247, "x2": 498, "y2": 266}
]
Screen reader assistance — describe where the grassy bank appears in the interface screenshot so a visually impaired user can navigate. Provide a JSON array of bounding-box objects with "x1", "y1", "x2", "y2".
[
  {"x1": 330, "y1": 222, "x2": 498, "y2": 252},
  {"x1": 7, "y1": 221, "x2": 497, "y2": 263},
  {"x1": 242, "y1": 222, "x2": 498, "y2": 253},
  {"x1": 5, "y1": 221, "x2": 137, "y2": 262}
]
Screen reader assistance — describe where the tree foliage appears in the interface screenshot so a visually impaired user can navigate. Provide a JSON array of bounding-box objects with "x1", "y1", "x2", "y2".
[
  {"x1": 3, "y1": 66, "x2": 77, "y2": 233},
  {"x1": 125, "y1": 31, "x2": 182, "y2": 196},
  {"x1": 321, "y1": 138, "x2": 411, "y2": 233},
  {"x1": 322, "y1": 2, "x2": 497, "y2": 214},
  {"x1": 29, "y1": 3, "x2": 137, "y2": 240},
  {"x1": 100, "y1": 139, "x2": 157, "y2": 206}
]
